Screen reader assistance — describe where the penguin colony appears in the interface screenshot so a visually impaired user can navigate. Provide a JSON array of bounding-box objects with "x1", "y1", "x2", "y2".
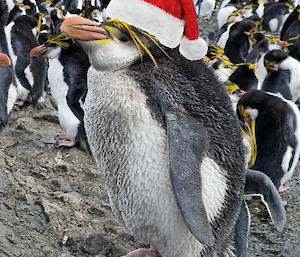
[{"x1": 0, "y1": 0, "x2": 298, "y2": 256}]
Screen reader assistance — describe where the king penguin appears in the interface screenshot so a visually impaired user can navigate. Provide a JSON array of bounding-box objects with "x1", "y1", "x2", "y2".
[{"x1": 61, "y1": 17, "x2": 286, "y2": 257}]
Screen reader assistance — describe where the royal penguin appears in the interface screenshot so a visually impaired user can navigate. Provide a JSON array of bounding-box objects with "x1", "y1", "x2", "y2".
[
  {"x1": 264, "y1": 49, "x2": 300, "y2": 102},
  {"x1": 194, "y1": 0, "x2": 216, "y2": 19},
  {"x1": 9, "y1": 14, "x2": 47, "y2": 107},
  {"x1": 280, "y1": 5, "x2": 300, "y2": 40},
  {"x1": 0, "y1": 0, "x2": 17, "y2": 129},
  {"x1": 262, "y1": 58, "x2": 292, "y2": 100},
  {"x1": 228, "y1": 63, "x2": 258, "y2": 91},
  {"x1": 237, "y1": 90, "x2": 300, "y2": 192},
  {"x1": 30, "y1": 28, "x2": 90, "y2": 147},
  {"x1": 261, "y1": 2, "x2": 291, "y2": 32},
  {"x1": 224, "y1": 19, "x2": 256, "y2": 64},
  {"x1": 61, "y1": 16, "x2": 248, "y2": 256},
  {"x1": 61, "y1": 16, "x2": 287, "y2": 256}
]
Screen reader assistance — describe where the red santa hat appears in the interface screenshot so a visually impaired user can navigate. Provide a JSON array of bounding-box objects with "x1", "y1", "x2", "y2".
[{"x1": 106, "y1": 0, "x2": 208, "y2": 60}]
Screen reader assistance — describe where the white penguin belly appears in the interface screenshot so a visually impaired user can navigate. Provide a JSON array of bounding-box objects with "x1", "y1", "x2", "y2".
[
  {"x1": 84, "y1": 67, "x2": 229, "y2": 257},
  {"x1": 48, "y1": 58, "x2": 80, "y2": 139}
]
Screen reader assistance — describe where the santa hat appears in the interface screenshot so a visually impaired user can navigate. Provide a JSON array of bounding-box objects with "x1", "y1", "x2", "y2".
[{"x1": 106, "y1": 0, "x2": 208, "y2": 60}]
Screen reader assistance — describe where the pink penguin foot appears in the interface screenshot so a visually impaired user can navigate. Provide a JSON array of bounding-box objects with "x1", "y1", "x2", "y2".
[
  {"x1": 15, "y1": 100, "x2": 25, "y2": 106},
  {"x1": 122, "y1": 248, "x2": 161, "y2": 257},
  {"x1": 57, "y1": 139, "x2": 76, "y2": 147},
  {"x1": 278, "y1": 185, "x2": 290, "y2": 192}
]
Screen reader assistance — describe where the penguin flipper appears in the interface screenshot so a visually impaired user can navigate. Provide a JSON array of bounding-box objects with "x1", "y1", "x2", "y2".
[
  {"x1": 245, "y1": 169, "x2": 286, "y2": 232},
  {"x1": 165, "y1": 112, "x2": 215, "y2": 246},
  {"x1": 234, "y1": 201, "x2": 250, "y2": 257}
]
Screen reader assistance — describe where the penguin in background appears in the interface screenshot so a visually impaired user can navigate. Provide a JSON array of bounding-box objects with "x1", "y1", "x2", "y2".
[
  {"x1": 0, "y1": 0, "x2": 17, "y2": 129},
  {"x1": 245, "y1": 36, "x2": 284, "y2": 63},
  {"x1": 30, "y1": 29, "x2": 90, "y2": 147},
  {"x1": 228, "y1": 63, "x2": 258, "y2": 91},
  {"x1": 194, "y1": 0, "x2": 216, "y2": 19},
  {"x1": 262, "y1": 56, "x2": 292, "y2": 100},
  {"x1": 237, "y1": 90, "x2": 300, "y2": 192},
  {"x1": 261, "y1": 2, "x2": 292, "y2": 32},
  {"x1": 9, "y1": 14, "x2": 47, "y2": 107},
  {"x1": 263, "y1": 49, "x2": 300, "y2": 102},
  {"x1": 61, "y1": 12, "x2": 286, "y2": 256},
  {"x1": 224, "y1": 19, "x2": 256, "y2": 63},
  {"x1": 280, "y1": 5, "x2": 300, "y2": 40}
]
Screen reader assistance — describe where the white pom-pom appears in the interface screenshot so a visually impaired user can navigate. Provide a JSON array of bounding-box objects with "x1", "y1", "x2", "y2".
[{"x1": 179, "y1": 36, "x2": 208, "y2": 61}]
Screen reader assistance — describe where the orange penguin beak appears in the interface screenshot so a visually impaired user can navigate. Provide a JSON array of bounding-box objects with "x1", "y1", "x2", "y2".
[
  {"x1": 30, "y1": 45, "x2": 48, "y2": 57},
  {"x1": 61, "y1": 17, "x2": 109, "y2": 41},
  {"x1": 0, "y1": 53, "x2": 11, "y2": 67}
]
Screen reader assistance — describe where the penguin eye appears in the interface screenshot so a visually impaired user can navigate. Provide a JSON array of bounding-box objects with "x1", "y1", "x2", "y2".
[{"x1": 119, "y1": 36, "x2": 129, "y2": 42}]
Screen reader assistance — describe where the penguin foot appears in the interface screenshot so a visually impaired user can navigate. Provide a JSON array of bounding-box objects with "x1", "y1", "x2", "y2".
[
  {"x1": 122, "y1": 248, "x2": 161, "y2": 257},
  {"x1": 57, "y1": 139, "x2": 76, "y2": 147},
  {"x1": 15, "y1": 100, "x2": 25, "y2": 106},
  {"x1": 278, "y1": 186, "x2": 290, "y2": 192}
]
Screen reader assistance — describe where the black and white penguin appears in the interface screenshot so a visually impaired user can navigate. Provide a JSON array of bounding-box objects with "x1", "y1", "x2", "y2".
[
  {"x1": 237, "y1": 90, "x2": 300, "y2": 192},
  {"x1": 245, "y1": 36, "x2": 284, "y2": 63},
  {"x1": 224, "y1": 19, "x2": 256, "y2": 64},
  {"x1": 280, "y1": 5, "x2": 300, "y2": 40},
  {"x1": 261, "y1": 2, "x2": 291, "y2": 32},
  {"x1": 194, "y1": 0, "x2": 216, "y2": 19},
  {"x1": 262, "y1": 57, "x2": 292, "y2": 100},
  {"x1": 263, "y1": 49, "x2": 300, "y2": 102},
  {"x1": 30, "y1": 30, "x2": 90, "y2": 147},
  {"x1": 62, "y1": 17, "x2": 286, "y2": 257},
  {"x1": 228, "y1": 63, "x2": 258, "y2": 91},
  {"x1": 9, "y1": 14, "x2": 47, "y2": 107},
  {"x1": 0, "y1": 0, "x2": 17, "y2": 129}
]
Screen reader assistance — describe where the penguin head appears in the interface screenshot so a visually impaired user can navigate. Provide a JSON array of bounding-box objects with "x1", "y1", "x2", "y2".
[
  {"x1": 30, "y1": 32, "x2": 72, "y2": 59},
  {"x1": 264, "y1": 50, "x2": 289, "y2": 72},
  {"x1": 61, "y1": 17, "x2": 167, "y2": 71}
]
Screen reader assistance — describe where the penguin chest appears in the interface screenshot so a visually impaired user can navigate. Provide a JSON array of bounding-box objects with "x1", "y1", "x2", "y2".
[
  {"x1": 48, "y1": 58, "x2": 80, "y2": 138},
  {"x1": 84, "y1": 67, "x2": 209, "y2": 256}
]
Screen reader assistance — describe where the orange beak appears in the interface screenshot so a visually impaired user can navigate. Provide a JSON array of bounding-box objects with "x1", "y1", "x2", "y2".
[
  {"x1": 61, "y1": 17, "x2": 109, "y2": 41},
  {"x1": 0, "y1": 53, "x2": 11, "y2": 67},
  {"x1": 30, "y1": 45, "x2": 48, "y2": 57}
]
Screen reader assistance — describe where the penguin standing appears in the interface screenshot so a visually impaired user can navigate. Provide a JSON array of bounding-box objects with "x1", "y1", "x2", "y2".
[
  {"x1": 62, "y1": 15, "x2": 248, "y2": 256},
  {"x1": 264, "y1": 49, "x2": 300, "y2": 102},
  {"x1": 30, "y1": 30, "x2": 90, "y2": 147},
  {"x1": 224, "y1": 19, "x2": 256, "y2": 64},
  {"x1": 62, "y1": 13, "x2": 286, "y2": 256},
  {"x1": 237, "y1": 90, "x2": 300, "y2": 192},
  {"x1": 0, "y1": 0, "x2": 17, "y2": 129},
  {"x1": 261, "y1": 2, "x2": 291, "y2": 32},
  {"x1": 10, "y1": 14, "x2": 47, "y2": 107},
  {"x1": 228, "y1": 63, "x2": 258, "y2": 91}
]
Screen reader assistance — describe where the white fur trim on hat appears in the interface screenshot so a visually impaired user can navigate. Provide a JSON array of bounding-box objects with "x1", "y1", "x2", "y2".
[
  {"x1": 179, "y1": 36, "x2": 208, "y2": 60},
  {"x1": 106, "y1": 0, "x2": 185, "y2": 48}
]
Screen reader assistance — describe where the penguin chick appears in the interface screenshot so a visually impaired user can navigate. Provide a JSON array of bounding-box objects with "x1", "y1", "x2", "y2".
[
  {"x1": 30, "y1": 32, "x2": 90, "y2": 147},
  {"x1": 62, "y1": 17, "x2": 247, "y2": 257},
  {"x1": 264, "y1": 49, "x2": 300, "y2": 102},
  {"x1": 237, "y1": 90, "x2": 300, "y2": 192}
]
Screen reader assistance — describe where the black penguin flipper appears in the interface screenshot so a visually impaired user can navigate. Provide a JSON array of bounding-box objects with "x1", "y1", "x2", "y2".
[
  {"x1": 15, "y1": 55, "x2": 31, "y2": 91},
  {"x1": 245, "y1": 169, "x2": 286, "y2": 232},
  {"x1": 164, "y1": 111, "x2": 215, "y2": 246},
  {"x1": 234, "y1": 200, "x2": 250, "y2": 257}
]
